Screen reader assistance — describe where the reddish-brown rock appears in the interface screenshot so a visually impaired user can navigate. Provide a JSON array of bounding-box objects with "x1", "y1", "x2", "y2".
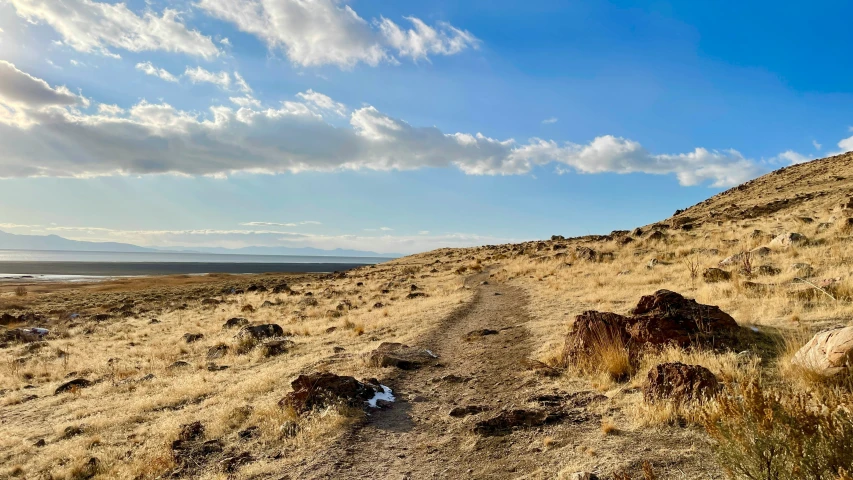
[
  {"x1": 642, "y1": 362, "x2": 719, "y2": 403},
  {"x1": 279, "y1": 372, "x2": 380, "y2": 414},
  {"x1": 628, "y1": 290, "x2": 739, "y2": 346}
]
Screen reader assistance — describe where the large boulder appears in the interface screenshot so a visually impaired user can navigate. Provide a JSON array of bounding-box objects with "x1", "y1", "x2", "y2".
[
  {"x1": 769, "y1": 232, "x2": 808, "y2": 248},
  {"x1": 628, "y1": 290, "x2": 739, "y2": 346},
  {"x1": 366, "y1": 342, "x2": 437, "y2": 370},
  {"x1": 564, "y1": 290, "x2": 739, "y2": 359},
  {"x1": 278, "y1": 372, "x2": 381, "y2": 414},
  {"x1": 642, "y1": 362, "x2": 719, "y2": 403},
  {"x1": 791, "y1": 326, "x2": 853, "y2": 377}
]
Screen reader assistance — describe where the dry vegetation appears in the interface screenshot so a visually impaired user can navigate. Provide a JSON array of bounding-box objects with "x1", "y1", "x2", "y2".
[
  {"x1": 3, "y1": 151, "x2": 853, "y2": 479},
  {"x1": 0, "y1": 265, "x2": 471, "y2": 479}
]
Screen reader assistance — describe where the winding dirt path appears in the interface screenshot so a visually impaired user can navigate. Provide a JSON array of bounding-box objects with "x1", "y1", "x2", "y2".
[{"x1": 298, "y1": 272, "x2": 560, "y2": 478}]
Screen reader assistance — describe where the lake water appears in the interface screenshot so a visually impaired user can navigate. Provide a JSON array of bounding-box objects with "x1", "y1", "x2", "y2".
[{"x1": 0, "y1": 249, "x2": 392, "y2": 278}]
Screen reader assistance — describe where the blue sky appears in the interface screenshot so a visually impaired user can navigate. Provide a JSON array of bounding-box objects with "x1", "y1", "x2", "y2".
[{"x1": 0, "y1": 0, "x2": 850, "y2": 254}]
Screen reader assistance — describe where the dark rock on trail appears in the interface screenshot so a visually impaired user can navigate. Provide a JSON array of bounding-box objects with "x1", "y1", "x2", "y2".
[
  {"x1": 464, "y1": 329, "x2": 499, "y2": 340},
  {"x1": 366, "y1": 342, "x2": 437, "y2": 370},
  {"x1": 449, "y1": 405, "x2": 490, "y2": 417},
  {"x1": 279, "y1": 372, "x2": 382, "y2": 414}
]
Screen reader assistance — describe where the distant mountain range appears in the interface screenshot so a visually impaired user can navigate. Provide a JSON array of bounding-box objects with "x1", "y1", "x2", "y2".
[{"x1": 0, "y1": 230, "x2": 401, "y2": 258}]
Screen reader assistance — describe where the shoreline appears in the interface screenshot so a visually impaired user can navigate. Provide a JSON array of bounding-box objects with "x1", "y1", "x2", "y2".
[{"x1": 0, "y1": 261, "x2": 374, "y2": 277}]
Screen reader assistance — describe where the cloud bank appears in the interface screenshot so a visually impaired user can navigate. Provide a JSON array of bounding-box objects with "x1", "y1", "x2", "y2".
[{"x1": 0, "y1": 61, "x2": 790, "y2": 186}]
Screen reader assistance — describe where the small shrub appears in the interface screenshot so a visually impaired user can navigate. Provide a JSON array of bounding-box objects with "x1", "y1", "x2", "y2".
[
  {"x1": 701, "y1": 381, "x2": 853, "y2": 480},
  {"x1": 14, "y1": 286, "x2": 27, "y2": 297}
]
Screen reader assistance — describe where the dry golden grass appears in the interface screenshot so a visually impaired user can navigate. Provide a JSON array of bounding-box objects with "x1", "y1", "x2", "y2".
[{"x1": 0, "y1": 261, "x2": 472, "y2": 479}]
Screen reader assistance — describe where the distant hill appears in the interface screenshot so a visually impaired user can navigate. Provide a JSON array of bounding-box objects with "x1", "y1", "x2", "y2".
[
  {"x1": 0, "y1": 230, "x2": 401, "y2": 258},
  {"x1": 0, "y1": 230, "x2": 157, "y2": 253},
  {"x1": 164, "y1": 245, "x2": 402, "y2": 258}
]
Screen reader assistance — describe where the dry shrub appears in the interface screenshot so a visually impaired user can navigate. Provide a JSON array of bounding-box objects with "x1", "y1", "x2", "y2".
[
  {"x1": 701, "y1": 381, "x2": 853, "y2": 480},
  {"x1": 14, "y1": 286, "x2": 26, "y2": 297}
]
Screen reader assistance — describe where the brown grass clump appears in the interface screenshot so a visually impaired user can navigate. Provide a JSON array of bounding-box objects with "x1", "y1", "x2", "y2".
[
  {"x1": 565, "y1": 321, "x2": 633, "y2": 384},
  {"x1": 14, "y1": 285, "x2": 26, "y2": 297}
]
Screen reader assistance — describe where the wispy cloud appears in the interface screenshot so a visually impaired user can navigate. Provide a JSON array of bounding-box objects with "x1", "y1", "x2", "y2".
[
  {"x1": 135, "y1": 61, "x2": 178, "y2": 82},
  {"x1": 542, "y1": 117, "x2": 558, "y2": 124},
  {"x1": 813, "y1": 139, "x2": 822, "y2": 150},
  {"x1": 239, "y1": 221, "x2": 321, "y2": 227}
]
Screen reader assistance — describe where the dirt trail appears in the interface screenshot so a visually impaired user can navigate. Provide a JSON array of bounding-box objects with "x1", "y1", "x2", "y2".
[
  {"x1": 298, "y1": 272, "x2": 561, "y2": 479},
  {"x1": 294, "y1": 272, "x2": 721, "y2": 479}
]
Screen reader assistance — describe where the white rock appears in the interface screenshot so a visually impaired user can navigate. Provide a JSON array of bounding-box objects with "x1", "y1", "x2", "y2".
[{"x1": 791, "y1": 326, "x2": 853, "y2": 376}]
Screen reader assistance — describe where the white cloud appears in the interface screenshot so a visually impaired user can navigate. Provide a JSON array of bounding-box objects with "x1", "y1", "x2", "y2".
[
  {"x1": 0, "y1": 62, "x2": 770, "y2": 187},
  {"x1": 542, "y1": 117, "x2": 558, "y2": 124},
  {"x1": 195, "y1": 0, "x2": 476, "y2": 68},
  {"x1": 97, "y1": 103, "x2": 124, "y2": 115},
  {"x1": 9, "y1": 0, "x2": 220, "y2": 59},
  {"x1": 135, "y1": 61, "x2": 179, "y2": 82},
  {"x1": 379, "y1": 227, "x2": 393, "y2": 231},
  {"x1": 229, "y1": 96, "x2": 261, "y2": 108},
  {"x1": 837, "y1": 129, "x2": 853, "y2": 155},
  {"x1": 183, "y1": 66, "x2": 231, "y2": 89},
  {"x1": 777, "y1": 150, "x2": 812, "y2": 165},
  {"x1": 234, "y1": 72, "x2": 252, "y2": 94},
  {"x1": 377, "y1": 16, "x2": 478, "y2": 61},
  {"x1": 297, "y1": 89, "x2": 347, "y2": 116},
  {"x1": 813, "y1": 139, "x2": 822, "y2": 150},
  {"x1": 418, "y1": 230, "x2": 430, "y2": 235},
  {"x1": 0, "y1": 60, "x2": 80, "y2": 109},
  {"x1": 219, "y1": 37, "x2": 231, "y2": 46},
  {"x1": 239, "y1": 221, "x2": 321, "y2": 227},
  {"x1": 69, "y1": 59, "x2": 85, "y2": 67}
]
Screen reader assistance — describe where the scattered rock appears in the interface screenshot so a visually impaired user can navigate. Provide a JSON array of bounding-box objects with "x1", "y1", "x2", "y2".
[
  {"x1": 758, "y1": 265, "x2": 781, "y2": 276},
  {"x1": 278, "y1": 372, "x2": 381, "y2": 414},
  {"x1": 206, "y1": 344, "x2": 228, "y2": 359},
  {"x1": 259, "y1": 338, "x2": 295, "y2": 357},
  {"x1": 183, "y1": 333, "x2": 204, "y2": 344},
  {"x1": 220, "y1": 452, "x2": 254, "y2": 473},
  {"x1": 33, "y1": 438, "x2": 46, "y2": 447},
  {"x1": 61, "y1": 425, "x2": 86, "y2": 439},
  {"x1": 201, "y1": 298, "x2": 220, "y2": 306},
  {"x1": 241, "y1": 305, "x2": 255, "y2": 313},
  {"x1": 642, "y1": 362, "x2": 719, "y2": 403},
  {"x1": 703, "y1": 267, "x2": 731, "y2": 283},
  {"x1": 790, "y1": 263, "x2": 815, "y2": 277},
  {"x1": 367, "y1": 342, "x2": 437, "y2": 370},
  {"x1": 406, "y1": 292, "x2": 428, "y2": 299},
  {"x1": 168, "y1": 361, "x2": 191, "y2": 370},
  {"x1": 769, "y1": 232, "x2": 808, "y2": 248},
  {"x1": 791, "y1": 326, "x2": 853, "y2": 377},
  {"x1": 449, "y1": 405, "x2": 490, "y2": 417},
  {"x1": 750, "y1": 246, "x2": 772, "y2": 257},
  {"x1": 55, "y1": 378, "x2": 92, "y2": 395},
  {"x1": 206, "y1": 362, "x2": 228, "y2": 371},
  {"x1": 238, "y1": 324, "x2": 284, "y2": 341},
  {"x1": 474, "y1": 409, "x2": 563, "y2": 436}
]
